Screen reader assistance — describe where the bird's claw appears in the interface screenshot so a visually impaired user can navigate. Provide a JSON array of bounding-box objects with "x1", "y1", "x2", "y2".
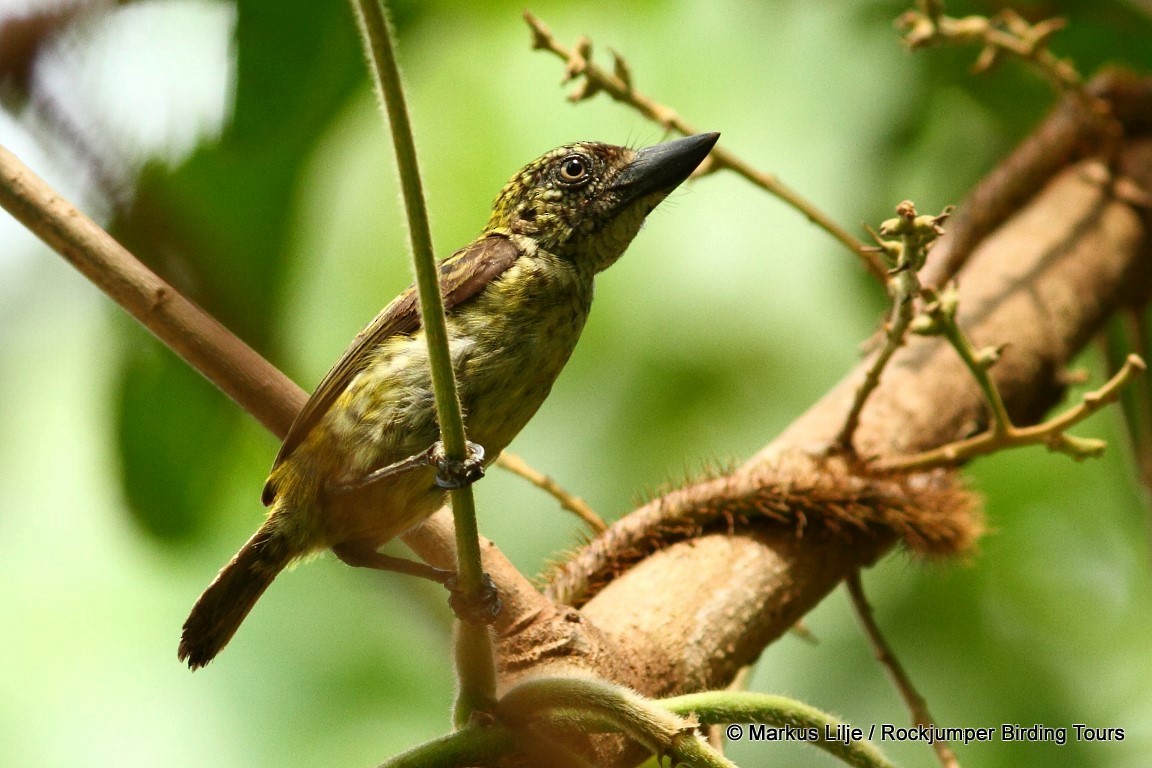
[
  {"x1": 445, "y1": 572, "x2": 502, "y2": 624},
  {"x1": 433, "y1": 441, "x2": 486, "y2": 489}
]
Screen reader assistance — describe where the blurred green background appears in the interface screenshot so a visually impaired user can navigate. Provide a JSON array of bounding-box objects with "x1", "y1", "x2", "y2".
[{"x1": 1, "y1": 0, "x2": 1150, "y2": 766}]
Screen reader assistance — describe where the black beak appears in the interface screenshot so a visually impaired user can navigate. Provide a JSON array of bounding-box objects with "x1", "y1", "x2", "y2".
[{"x1": 610, "y1": 132, "x2": 719, "y2": 206}]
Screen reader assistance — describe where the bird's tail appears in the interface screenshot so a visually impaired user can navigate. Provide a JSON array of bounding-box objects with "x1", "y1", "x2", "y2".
[{"x1": 178, "y1": 521, "x2": 295, "y2": 670}]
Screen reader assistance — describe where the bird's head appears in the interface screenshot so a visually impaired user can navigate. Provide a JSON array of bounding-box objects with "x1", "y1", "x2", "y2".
[{"x1": 486, "y1": 132, "x2": 719, "y2": 272}]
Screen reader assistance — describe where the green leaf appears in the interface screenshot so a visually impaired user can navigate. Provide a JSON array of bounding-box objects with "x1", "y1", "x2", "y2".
[{"x1": 115, "y1": 333, "x2": 240, "y2": 541}]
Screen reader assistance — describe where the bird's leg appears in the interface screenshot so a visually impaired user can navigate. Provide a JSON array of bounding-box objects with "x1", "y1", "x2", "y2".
[
  {"x1": 337, "y1": 441, "x2": 496, "y2": 621},
  {"x1": 332, "y1": 542, "x2": 453, "y2": 584},
  {"x1": 332, "y1": 542, "x2": 501, "y2": 623},
  {"x1": 333, "y1": 444, "x2": 440, "y2": 493},
  {"x1": 428, "y1": 440, "x2": 499, "y2": 621},
  {"x1": 333, "y1": 440, "x2": 486, "y2": 493}
]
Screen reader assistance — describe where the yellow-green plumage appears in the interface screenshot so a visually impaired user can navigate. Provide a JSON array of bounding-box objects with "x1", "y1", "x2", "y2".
[{"x1": 178, "y1": 133, "x2": 718, "y2": 669}]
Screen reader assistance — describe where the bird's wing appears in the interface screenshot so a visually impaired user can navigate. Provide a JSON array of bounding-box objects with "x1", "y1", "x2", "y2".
[{"x1": 263, "y1": 233, "x2": 522, "y2": 504}]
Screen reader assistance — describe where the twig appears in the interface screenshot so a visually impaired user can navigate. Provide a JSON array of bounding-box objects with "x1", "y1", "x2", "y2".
[
  {"x1": 835, "y1": 277, "x2": 918, "y2": 454},
  {"x1": 846, "y1": 571, "x2": 960, "y2": 768},
  {"x1": 835, "y1": 202, "x2": 950, "y2": 452},
  {"x1": 877, "y1": 294, "x2": 1148, "y2": 472},
  {"x1": 0, "y1": 144, "x2": 305, "y2": 437},
  {"x1": 929, "y1": 286, "x2": 1012, "y2": 438},
  {"x1": 835, "y1": 197, "x2": 1144, "y2": 473},
  {"x1": 897, "y1": 1, "x2": 1104, "y2": 113},
  {"x1": 523, "y1": 11, "x2": 885, "y2": 282},
  {"x1": 496, "y1": 452, "x2": 607, "y2": 533},
  {"x1": 349, "y1": 0, "x2": 495, "y2": 721}
]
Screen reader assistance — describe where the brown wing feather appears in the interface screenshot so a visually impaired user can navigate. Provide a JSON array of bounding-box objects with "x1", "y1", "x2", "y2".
[{"x1": 262, "y1": 233, "x2": 522, "y2": 505}]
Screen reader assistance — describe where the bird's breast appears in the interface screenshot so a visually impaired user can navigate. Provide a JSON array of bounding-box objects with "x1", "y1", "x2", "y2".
[
  {"x1": 450, "y1": 256, "x2": 594, "y2": 454},
  {"x1": 270, "y1": 252, "x2": 595, "y2": 548}
]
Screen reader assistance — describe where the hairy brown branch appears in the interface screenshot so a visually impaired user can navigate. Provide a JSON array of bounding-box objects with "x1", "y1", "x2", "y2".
[{"x1": 545, "y1": 456, "x2": 979, "y2": 610}]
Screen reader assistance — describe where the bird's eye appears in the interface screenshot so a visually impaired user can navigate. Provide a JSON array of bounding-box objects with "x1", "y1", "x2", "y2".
[{"x1": 558, "y1": 154, "x2": 590, "y2": 185}]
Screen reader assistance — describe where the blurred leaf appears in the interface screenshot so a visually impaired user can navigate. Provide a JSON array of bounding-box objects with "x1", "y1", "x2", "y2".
[
  {"x1": 109, "y1": 0, "x2": 386, "y2": 537},
  {"x1": 115, "y1": 329, "x2": 241, "y2": 542},
  {"x1": 113, "y1": 0, "x2": 371, "y2": 352},
  {"x1": 1104, "y1": 310, "x2": 1152, "y2": 510}
]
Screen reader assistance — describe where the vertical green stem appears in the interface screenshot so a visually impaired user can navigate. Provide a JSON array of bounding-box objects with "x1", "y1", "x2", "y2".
[
  {"x1": 835, "y1": 268, "x2": 918, "y2": 452},
  {"x1": 938, "y1": 316, "x2": 1013, "y2": 436},
  {"x1": 453, "y1": 621, "x2": 498, "y2": 726},
  {"x1": 349, "y1": 0, "x2": 494, "y2": 718}
]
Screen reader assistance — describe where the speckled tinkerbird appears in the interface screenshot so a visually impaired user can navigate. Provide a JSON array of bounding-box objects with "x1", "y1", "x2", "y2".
[{"x1": 178, "y1": 132, "x2": 719, "y2": 669}]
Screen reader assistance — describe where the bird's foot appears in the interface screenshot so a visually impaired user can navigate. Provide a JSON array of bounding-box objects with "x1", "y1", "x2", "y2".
[
  {"x1": 334, "y1": 440, "x2": 487, "y2": 493},
  {"x1": 444, "y1": 572, "x2": 502, "y2": 624},
  {"x1": 432, "y1": 441, "x2": 486, "y2": 489}
]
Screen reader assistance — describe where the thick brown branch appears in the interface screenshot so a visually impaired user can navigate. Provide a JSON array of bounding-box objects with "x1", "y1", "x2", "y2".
[{"x1": 921, "y1": 69, "x2": 1152, "y2": 287}]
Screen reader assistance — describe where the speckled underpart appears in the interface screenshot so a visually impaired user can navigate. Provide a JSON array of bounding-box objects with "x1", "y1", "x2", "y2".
[{"x1": 274, "y1": 240, "x2": 599, "y2": 549}]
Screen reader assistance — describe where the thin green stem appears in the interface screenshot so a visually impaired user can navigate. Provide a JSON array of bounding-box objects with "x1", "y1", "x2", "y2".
[
  {"x1": 936, "y1": 315, "x2": 1012, "y2": 437},
  {"x1": 498, "y1": 677, "x2": 738, "y2": 768},
  {"x1": 835, "y1": 203, "x2": 949, "y2": 453},
  {"x1": 661, "y1": 691, "x2": 896, "y2": 768},
  {"x1": 1107, "y1": 313, "x2": 1152, "y2": 506},
  {"x1": 877, "y1": 351, "x2": 1146, "y2": 472},
  {"x1": 349, "y1": 0, "x2": 493, "y2": 718},
  {"x1": 453, "y1": 621, "x2": 498, "y2": 727},
  {"x1": 375, "y1": 726, "x2": 517, "y2": 768},
  {"x1": 835, "y1": 268, "x2": 919, "y2": 452}
]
